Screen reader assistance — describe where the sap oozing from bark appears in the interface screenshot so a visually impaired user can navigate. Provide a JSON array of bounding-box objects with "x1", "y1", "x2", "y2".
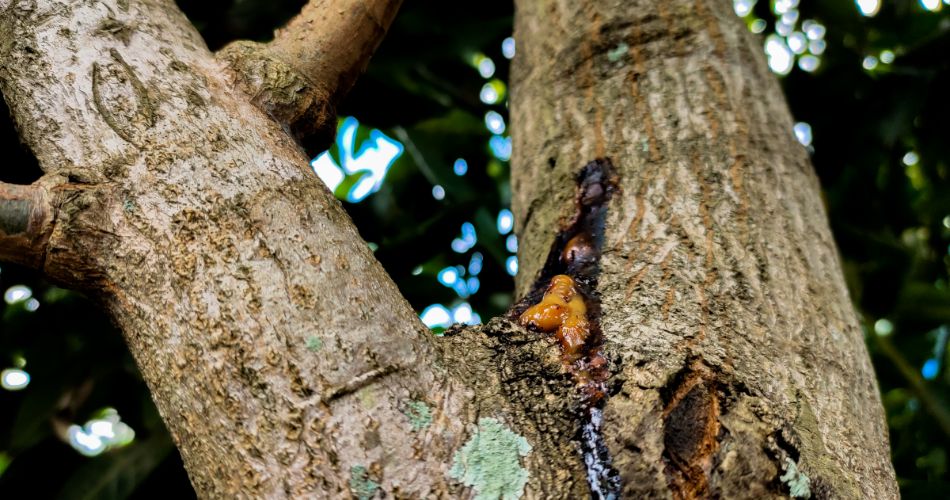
[
  {"x1": 520, "y1": 274, "x2": 590, "y2": 361},
  {"x1": 515, "y1": 159, "x2": 621, "y2": 498}
]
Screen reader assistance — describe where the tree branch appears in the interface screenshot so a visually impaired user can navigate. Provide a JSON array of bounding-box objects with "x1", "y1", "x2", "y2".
[
  {"x1": 1, "y1": 2, "x2": 500, "y2": 495},
  {"x1": 875, "y1": 334, "x2": 950, "y2": 438},
  {"x1": 0, "y1": 180, "x2": 54, "y2": 270},
  {"x1": 217, "y1": 0, "x2": 403, "y2": 150}
]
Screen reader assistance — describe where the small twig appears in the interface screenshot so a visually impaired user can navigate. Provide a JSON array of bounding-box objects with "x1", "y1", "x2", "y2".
[
  {"x1": 875, "y1": 335, "x2": 950, "y2": 438},
  {"x1": 0, "y1": 179, "x2": 56, "y2": 269}
]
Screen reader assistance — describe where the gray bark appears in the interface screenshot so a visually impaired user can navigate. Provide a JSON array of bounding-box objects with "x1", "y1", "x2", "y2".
[{"x1": 0, "y1": 0, "x2": 899, "y2": 498}]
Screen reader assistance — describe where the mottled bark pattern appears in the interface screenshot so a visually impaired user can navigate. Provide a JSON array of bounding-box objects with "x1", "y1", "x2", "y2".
[
  {"x1": 217, "y1": 0, "x2": 404, "y2": 150},
  {"x1": 0, "y1": 1, "x2": 513, "y2": 497},
  {"x1": 0, "y1": 0, "x2": 901, "y2": 497},
  {"x1": 511, "y1": 0, "x2": 897, "y2": 498}
]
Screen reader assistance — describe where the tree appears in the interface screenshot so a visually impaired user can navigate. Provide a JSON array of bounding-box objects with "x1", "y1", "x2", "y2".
[{"x1": 0, "y1": 0, "x2": 900, "y2": 498}]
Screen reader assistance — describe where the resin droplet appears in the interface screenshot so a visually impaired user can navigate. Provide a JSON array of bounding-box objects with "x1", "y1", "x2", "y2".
[{"x1": 519, "y1": 274, "x2": 590, "y2": 361}]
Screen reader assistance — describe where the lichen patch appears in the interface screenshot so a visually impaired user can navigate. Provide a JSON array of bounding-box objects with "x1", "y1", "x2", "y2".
[
  {"x1": 449, "y1": 418, "x2": 532, "y2": 500},
  {"x1": 349, "y1": 465, "x2": 379, "y2": 500},
  {"x1": 607, "y1": 42, "x2": 629, "y2": 62},
  {"x1": 780, "y1": 457, "x2": 812, "y2": 498},
  {"x1": 401, "y1": 400, "x2": 432, "y2": 431},
  {"x1": 305, "y1": 335, "x2": 323, "y2": 352}
]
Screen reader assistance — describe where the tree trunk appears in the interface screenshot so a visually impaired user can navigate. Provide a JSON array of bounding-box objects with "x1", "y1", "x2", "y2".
[
  {"x1": 0, "y1": 0, "x2": 898, "y2": 498},
  {"x1": 509, "y1": 0, "x2": 897, "y2": 498},
  {"x1": 0, "y1": 1, "x2": 489, "y2": 497}
]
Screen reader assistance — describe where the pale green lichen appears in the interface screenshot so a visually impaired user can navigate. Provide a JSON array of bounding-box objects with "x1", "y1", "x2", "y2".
[
  {"x1": 402, "y1": 400, "x2": 432, "y2": 431},
  {"x1": 358, "y1": 387, "x2": 376, "y2": 408},
  {"x1": 449, "y1": 418, "x2": 532, "y2": 500},
  {"x1": 349, "y1": 465, "x2": 379, "y2": 500},
  {"x1": 607, "y1": 42, "x2": 629, "y2": 62},
  {"x1": 305, "y1": 335, "x2": 323, "y2": 352},
  {"x1": 780, "y1": 457, "x2": 812, "y2": 498}
]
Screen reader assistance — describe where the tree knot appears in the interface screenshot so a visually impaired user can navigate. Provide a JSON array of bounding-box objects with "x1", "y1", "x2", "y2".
[{"x1": 217, "y1": 40, "x2": 336, "y2": 151}]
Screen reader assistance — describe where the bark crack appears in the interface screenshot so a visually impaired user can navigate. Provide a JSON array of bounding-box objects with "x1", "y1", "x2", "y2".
[
  {"x1": 513, "y1": 158, "x2": 621, "y2": 499},
  {"x1": 322, "y1": 364, "x2": 401, "y2": 403},
  {"x1": 659, "y1": 358, "x2": 721, "y2": 500}
]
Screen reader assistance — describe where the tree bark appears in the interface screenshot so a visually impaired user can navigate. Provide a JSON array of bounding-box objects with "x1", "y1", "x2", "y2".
[
  {"x1": 0, "y1": 0, "x2": 899, "y2": 498},
  {"x1": 510, "y1": 0, "x2": 898, "y2": 498},
  {"x1": 0, "y1": 1, "x2": 499, "y2": 497}
]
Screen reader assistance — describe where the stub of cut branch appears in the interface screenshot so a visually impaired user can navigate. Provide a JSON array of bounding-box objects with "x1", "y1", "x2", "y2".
[
  {"x1": 0, "y1": 180, "x2": 54, "y2": 269},
  {"x1": 217, "y1": 0, "x2": 403, "y2": 150}
]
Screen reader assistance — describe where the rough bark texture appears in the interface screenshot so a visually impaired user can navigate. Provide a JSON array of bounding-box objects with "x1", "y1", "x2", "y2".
[
  {"x1": 0, "y1": 0, "x2": 901, "y2": 498},
  {"x1": 0, "y1": 1, "x2": 557, "y2": 497},
  {"x1": 510, "y1": 0, "x2": 898, "y2": 498},
  {"x1": 0, "y1": 179, "x2": 55, "y2": 268},
  {"x1": 217, "y1": 0, "x2": 403, "y2": 150}
]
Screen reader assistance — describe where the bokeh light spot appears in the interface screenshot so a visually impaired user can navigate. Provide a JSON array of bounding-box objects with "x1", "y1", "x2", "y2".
[
  {"x1": 497, "y1": 209, "x2": 514, "y2": 234},
  {"x1": 454, "y1": 158, "x2": 468, "y2": 176},
  {"x1": 1, "y1": 368, "x2": 30, "y2": 391},
  {"x1": 4, "y1": 285, "x2": 31, "y2": 304},
  {"x1": 793, "y1": 122, "x2": 813, "y2": 146},
  {"x1": 506, "y1": 256, "x2": 519, "y2": 276},
  {"x1": 311, "y1": 117, "x2": 404, "y2": 203},
  {"x1": 502, "y1": 37, "x2": 516, "y2": 59},
  {"x1": 856, "y1": 0, "x2": 881, "y2": 17},
  {"x1": 902, "y1": 151, "x2": 919, "y2": 166},
  {"x1": 874, "y1": 319, "x2": 894, "y2": 336},
  {"x1": 420, "y1": 304, "x2": 451, "y2": 328},
  {"x1": 485, "y1": 111, "x2": 506, "y2": 135},
  {"x1": 921, "y1": 358, "x2": 940, "y2": 380}
]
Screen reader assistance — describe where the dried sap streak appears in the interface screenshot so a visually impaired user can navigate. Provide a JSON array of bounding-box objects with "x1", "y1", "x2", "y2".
[{"x1": 516, "y1": 159, "x2": 620, "y2": 499}]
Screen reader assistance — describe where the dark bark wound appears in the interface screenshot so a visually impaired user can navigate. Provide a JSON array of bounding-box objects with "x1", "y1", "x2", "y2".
[
  {"x1": 660, "y1": 360, "x2": 721, "y2": 499},
  {"x1": 512, "y1": 158, "x2": 622, "y2": 499}
]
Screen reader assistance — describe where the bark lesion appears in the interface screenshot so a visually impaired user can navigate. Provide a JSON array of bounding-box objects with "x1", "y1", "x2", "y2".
[
  {"x1": 660, "y1": 359, "x2": 722, "y2": 499},
  {"x1": 602, "y1": 348, "x2": 842, "y2": 500},
  {"x1": 444, "y1": 159, "x2": 627, "y2": 497},
  {"x1": 322, "y1": 364, "x2": 400, "y2": 403}
]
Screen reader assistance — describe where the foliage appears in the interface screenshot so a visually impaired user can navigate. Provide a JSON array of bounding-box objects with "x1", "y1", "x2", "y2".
[{"x1": 0, "y1": 0, "x2": 948, "y2": 497}]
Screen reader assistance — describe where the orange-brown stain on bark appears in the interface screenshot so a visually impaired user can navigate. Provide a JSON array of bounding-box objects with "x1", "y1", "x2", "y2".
[
  {"x1": 512, "y1": 159, "x2": 622, "y2": 496},
  {"x1": 661, "y1": 366, "x2": 722, "y2": 500}
]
